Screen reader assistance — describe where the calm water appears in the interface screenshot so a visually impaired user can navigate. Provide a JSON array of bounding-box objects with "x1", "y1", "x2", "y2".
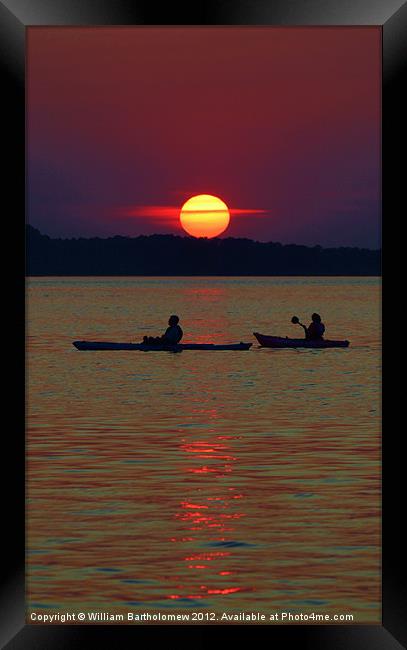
[{"x1": 27, "y1": 277, "x2": 381, "y2": 623}]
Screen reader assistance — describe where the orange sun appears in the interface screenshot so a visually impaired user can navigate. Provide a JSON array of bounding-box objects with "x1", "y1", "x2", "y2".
[{"x1": 180, "y1": 194, "x2": 230, "y2": 238}]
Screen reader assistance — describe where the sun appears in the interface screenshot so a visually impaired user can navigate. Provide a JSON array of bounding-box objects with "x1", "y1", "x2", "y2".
[{"x1": 180, "y1": 194, "x2": 230, "y2": 238}]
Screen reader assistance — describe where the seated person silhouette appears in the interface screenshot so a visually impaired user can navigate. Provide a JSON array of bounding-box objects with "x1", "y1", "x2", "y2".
[
  {"x1": 291, "y1": 313, "x2": 325, "y2": 340},
  {"x1": 143, "y1": 315, "x2": 183, "y2": 346}
]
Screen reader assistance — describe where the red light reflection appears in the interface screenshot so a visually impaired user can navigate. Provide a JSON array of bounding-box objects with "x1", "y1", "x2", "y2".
[{"x1": 167, "y1": 424, "x2": 248, "y2": 602}]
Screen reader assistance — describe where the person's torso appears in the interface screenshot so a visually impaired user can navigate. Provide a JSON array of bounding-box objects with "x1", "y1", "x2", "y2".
[
  {"x1": 165, "y1": 325, "x2": 183, "y2": 342},
  {"x1": 308, "y1": 322, "x2": 325, "y2": 338}
]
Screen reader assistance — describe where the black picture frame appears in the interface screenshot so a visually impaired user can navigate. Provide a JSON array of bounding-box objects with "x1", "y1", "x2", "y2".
[{"x1": 1, "y1": 1, "x2": 404, "y2": 647}]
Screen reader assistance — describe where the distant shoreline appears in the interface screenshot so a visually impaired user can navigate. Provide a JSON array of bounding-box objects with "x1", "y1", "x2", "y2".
[
  {"x1": 26, "y1": 226, "x2": 381, "y2": 277},
  {"x1": 27, "y1": 274, "x2": 381, "y2": 278}
]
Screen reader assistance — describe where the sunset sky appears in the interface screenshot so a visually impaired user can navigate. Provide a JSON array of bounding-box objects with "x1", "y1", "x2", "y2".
[{"x1": 27, "y1": 27, "x2": 381, "y2": 248}]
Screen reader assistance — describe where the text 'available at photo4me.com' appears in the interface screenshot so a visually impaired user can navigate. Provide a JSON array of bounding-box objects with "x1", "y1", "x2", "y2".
[{"x1": 29, "y1": 610, "x2": 355, "y2": 624}]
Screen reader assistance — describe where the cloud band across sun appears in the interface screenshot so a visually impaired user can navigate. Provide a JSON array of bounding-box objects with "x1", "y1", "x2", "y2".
[
  {"x1": 117, "y1": 205, "x2": 267, "y2": 217},
  {"x1": 114, "y1": 202, "x2": 268, "y2": 238}
]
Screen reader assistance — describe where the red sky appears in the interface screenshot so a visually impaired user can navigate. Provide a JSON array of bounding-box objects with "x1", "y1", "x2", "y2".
[{"x1": 27, "y1": 27, "x2": 381, "y2": 247}]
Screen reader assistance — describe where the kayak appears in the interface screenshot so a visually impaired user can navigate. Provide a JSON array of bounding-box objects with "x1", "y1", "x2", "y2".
[
  {"x1": 253, "y1": 332, "x2": 350, "y2": 349},
  {"x1": 73, "y1": 340, "x2": 252, "y2": 351}
]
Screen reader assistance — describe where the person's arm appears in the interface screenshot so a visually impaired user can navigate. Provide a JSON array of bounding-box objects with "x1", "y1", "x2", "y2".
[
  {"x1": 160, "y1": 326, "x2": 171, "y2": 342},
  {"x1": 298, "y1": 322, "x2": 309, "y2": 338}
]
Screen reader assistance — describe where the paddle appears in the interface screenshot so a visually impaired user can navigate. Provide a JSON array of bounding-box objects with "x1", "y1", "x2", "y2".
[{"x1": 291, "y1": 315, "x2": 308, "y2": 338}]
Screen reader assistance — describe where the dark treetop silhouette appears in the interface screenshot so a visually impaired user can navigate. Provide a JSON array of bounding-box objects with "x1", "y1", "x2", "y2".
[{"x1": 26, "y1": 226, "x2": 380, "y2": 276}]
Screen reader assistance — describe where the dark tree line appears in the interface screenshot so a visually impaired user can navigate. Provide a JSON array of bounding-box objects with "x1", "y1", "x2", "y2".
[{"x1": 26, "y1": 225, "x2": 381, "y2": 276}]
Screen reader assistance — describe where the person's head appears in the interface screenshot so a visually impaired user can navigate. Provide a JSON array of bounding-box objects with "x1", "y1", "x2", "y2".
[
  {"x1": 312, "y1": 313, "x2": 322, "y2": 323},
  {"x1": 168, "y1": 314, "x2": 180, "y2": 326}
]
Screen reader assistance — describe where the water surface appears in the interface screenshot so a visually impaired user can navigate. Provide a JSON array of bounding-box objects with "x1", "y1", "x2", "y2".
[{"x1": 27, "y1": 277, "x2": 381, "y2": 622}]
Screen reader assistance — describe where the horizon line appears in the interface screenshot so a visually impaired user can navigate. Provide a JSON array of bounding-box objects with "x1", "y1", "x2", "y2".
[{"x1": 27, "y1": 224, "x2": 381, "y2": 251}]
